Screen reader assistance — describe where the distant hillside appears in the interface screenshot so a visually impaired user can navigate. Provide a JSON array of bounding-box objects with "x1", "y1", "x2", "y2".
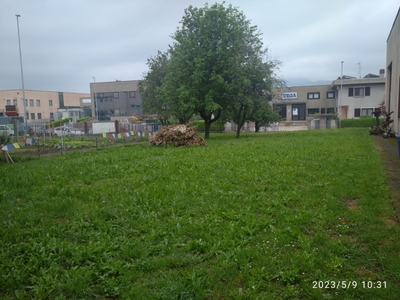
[{"x1": 284, "y1": 78, "x2": 332, "y2": 87}]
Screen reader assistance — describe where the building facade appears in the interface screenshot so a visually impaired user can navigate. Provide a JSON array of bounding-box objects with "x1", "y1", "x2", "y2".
[
  {"x1": 272, "y1": 85, "x2": 337, "y2": 122},
  {"x1": 331, "y1": 71, "x2": 385, "y2": 119},
  {"x1": 90, "y1": 80, "x2": 143, "y2": 119},
  {"x1": 0, "y1": 89, "x2": 90, "y2": 124},
  {"x1": 386, "y1": 8, "x2": 400, "y2": 134}
]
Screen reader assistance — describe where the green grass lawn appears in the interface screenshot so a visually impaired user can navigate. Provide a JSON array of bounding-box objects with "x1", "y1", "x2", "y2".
[{"x1": 1, "y1": 128, "x2": 399, "y2": 299}]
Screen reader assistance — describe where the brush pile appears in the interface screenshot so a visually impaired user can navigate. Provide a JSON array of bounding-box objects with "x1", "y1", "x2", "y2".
[{"x1": 149, "y1": 124, "x2": 207, "y2": 147}]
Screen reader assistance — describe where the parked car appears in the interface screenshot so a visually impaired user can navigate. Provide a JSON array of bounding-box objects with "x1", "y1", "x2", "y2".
[
  {"x1": 69, "y1": 128, "x2": 84, "y2": 135},
  {"x1": 0, "y1": 125, "x2": 14, "y2": 136},
  {"x1": 53, "y1": 126, "x2": 70, "y2": 136}
]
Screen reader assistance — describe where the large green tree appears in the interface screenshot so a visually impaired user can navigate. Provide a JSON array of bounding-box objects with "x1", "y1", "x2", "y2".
[{"x1": 165, "y1": 2, "x2": 274, "y2": 138}]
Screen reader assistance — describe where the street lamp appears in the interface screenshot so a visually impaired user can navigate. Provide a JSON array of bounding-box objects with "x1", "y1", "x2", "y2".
[
  {"x1": 16, "y1": 14, "x2": 28, "y2": 131},
  {"x1": 339, "y1": 61, "x2": 344, "y2": 128},
  {"x1": 92, "y1": 77, "x2": 98, "y2": 120}
]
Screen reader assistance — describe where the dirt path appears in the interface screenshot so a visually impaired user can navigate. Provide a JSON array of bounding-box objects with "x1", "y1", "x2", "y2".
[{"x1": 372, "y1": 135, "x2": 400, "y2": 222}]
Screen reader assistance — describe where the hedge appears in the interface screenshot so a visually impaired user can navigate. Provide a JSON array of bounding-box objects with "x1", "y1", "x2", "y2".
[
  {"x1": 190, "y1": 120, "x2": 225, "y2": 132},
  {"x1": 340, "y1": 117, "x2": 383, "y2": 128}
]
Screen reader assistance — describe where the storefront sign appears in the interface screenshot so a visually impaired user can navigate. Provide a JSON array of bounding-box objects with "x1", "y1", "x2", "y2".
[{"x1": 282, "y1": 92, "x2": 298, "y2": 100}]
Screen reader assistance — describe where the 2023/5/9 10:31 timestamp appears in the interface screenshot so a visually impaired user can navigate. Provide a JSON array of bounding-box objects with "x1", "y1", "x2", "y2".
[{"x1": 312, "y1": 281, "x2": 387, "y2": 289}]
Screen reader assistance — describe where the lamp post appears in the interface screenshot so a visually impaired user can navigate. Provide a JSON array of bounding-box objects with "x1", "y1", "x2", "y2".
[
  {"x1": 92, "y1": 77, "x2": 98, "y2": 120},
  {"x1": 16, "y1": 14, "x2": 28, "y2": 131},
  {"x1": 339, "y1": 61, "x2": 344, "y2": 128}
]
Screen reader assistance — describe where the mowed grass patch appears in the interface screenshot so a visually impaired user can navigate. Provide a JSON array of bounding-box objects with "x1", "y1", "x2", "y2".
[{"x1": 1, "y1": 128, "x2": 399, "y2": 299}]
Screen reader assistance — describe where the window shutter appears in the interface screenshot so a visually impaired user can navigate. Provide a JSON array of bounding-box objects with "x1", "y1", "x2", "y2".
[
  {"x1": 354, "y1": 108, "x2": 360, "y2": 117},
  {"x1": 365, "y1": 87, "x2": 370, "y2": 96},
  {"x1": 348, "y1": 88, "x2": 353, "y2": 97}
]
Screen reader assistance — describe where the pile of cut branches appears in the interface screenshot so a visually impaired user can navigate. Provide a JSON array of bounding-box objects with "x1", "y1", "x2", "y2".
[{"x1": 149, "y1": 124, "x2": 207, "y2": 147}]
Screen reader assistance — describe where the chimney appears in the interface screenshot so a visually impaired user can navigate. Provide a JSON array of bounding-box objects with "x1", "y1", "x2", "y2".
[{"x1": 379, "y1": 69, "x2": 385, "y2": 78}]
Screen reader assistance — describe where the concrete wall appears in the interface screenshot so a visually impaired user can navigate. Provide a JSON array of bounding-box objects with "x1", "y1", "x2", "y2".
[{"x1": 386, "y1": 8, "x2": 400, "y2": 134}]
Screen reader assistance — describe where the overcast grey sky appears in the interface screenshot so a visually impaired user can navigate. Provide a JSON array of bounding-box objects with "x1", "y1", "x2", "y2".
[{"x1": 1, "y1": 0, "x2": 399, "y2": 93}]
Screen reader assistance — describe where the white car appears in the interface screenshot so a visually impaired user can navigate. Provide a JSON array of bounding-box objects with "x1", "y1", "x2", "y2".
[
  {"x1": 0, "y1": 125, "x2": 14, "y2": 136},
  {"x1": 53, "y1": 126, "x2": 70, "y2": 136},
  {"x1": 69, "y1": 128, "x2": 84, "y2": 135}
]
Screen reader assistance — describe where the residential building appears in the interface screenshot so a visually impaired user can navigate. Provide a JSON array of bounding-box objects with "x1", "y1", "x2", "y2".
[
  {"x1": 330, "y1": 71, "x2": 385, "y2": 119},
  {"x1": 89, "y1": 80, "x2": 143, "y2": 119},
  {"x1": 386, "y1": 7, "x2": 400, "y2": 134},
  {"x1": 0, "y1": 89, "x2": 90, "y2": 124}
]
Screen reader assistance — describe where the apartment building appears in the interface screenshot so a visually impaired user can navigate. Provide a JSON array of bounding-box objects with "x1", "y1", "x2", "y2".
[
  {"x1": 330, "y1": 71, "x2": 385, "y2": 119},
  {"x1": 0, "y1": 89, "x2": 90, "y2": 124},
  {"x1": 386, "y1": 7, "x2": 400, "y2": 134},
  {"x1": 89, "y1": 80, "x2": 143, "y2": 119}
]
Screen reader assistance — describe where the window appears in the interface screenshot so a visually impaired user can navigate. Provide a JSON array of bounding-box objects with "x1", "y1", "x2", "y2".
[
  {"x1": 129, "y1": 91, "x2": 136, "y2": 98},
  {"x1": 321, "y1": 108, "x2": 326, "y2": 114},
  {"x1": 361, "y1": 108, "x2": 373, "y2": 116},
  {"x1": 327, "y1": 108, "x2": 335, "y2": 113},
  {"x1": 307, "y1": 108, "x2": 319, "y2": 115},
  {"x1": 31, "y1": 113, "x2": 35, "y2": 120},
  {"x1": 307, "y1": 92, "x2": 320, "y2": 99},
  {"x1": 29, "y1": 99, "x2": 34, "y2": 106},
  {"x1": 13, "y1": 99, "x2": 17, "y2": 106},
  {"x1": 6, "y1": 99, "x2": 11, "y2": 105},
  {"x1": 113, "y1": 92, "x2": 119, "y2": 98},
  {"x1": 348, "y1": 87, "x2": 370, "y2": 97},
  {"x1": 38, "y1": 113, "x2": 42, "y2": 120},
  {"x1": 36, "y1": 99, "x2": 40, "y2": 107},
  {"x1": 50, "y1": 112, "x2": 54, "y2": 119},
  {"x1": 49, "y1": 100, "x2": 53, "y2": 106},
  {"x1": 355, "y1": 87, "x2": 364, "y2": 96},
  {"x1": 354, "y1": 108, "x2": 373, "y2": 117},
  {"x1": 327, "y1": 91, "x2": 335, "y2": 99}
]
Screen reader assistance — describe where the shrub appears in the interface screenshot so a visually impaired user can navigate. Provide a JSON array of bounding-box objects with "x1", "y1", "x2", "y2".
[
  {"x1": 45, "y1": 118, "x2": 72, "y2": 128},
  {"x1": 76, "y1": 116, "x2": 90, "y2": 123},
  {"x1": 190, "y1": 120, "x2": 225, "y2": 132},
  {"x1": 341, "y1": 117, "x2": 383, "y2": 128}
]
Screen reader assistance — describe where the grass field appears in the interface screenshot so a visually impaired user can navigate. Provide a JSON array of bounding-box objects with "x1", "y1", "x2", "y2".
[{"x1": 1, "y1": 128, "x2": 399, "y2": 299}]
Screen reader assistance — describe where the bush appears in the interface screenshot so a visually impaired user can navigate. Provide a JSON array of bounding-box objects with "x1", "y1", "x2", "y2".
[
  {"x1": 46, "y1": 118, "x2": 72, "y2": 128},
  {"x1": 0, "y1": 135, "x2": 11, "y2": 145},
  {"x1": 341, "y1": 117, "x2": 383, "y2": 128},
  {"x1": 76, "y1": 116, "x2": 90, "y2": 123},
  {"x1": 190, "y1": 120, "x2": 225, "y2": 132}
]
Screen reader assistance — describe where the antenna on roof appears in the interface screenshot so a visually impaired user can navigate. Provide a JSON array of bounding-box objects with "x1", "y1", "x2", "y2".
[{"x1": 356, "y1": 62, "x2": 361, "y2": 79}]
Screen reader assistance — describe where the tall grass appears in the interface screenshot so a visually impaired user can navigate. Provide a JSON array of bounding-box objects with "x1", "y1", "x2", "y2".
[{"x1": 0, "y1": 128, "x2": 399, "y2": 299}]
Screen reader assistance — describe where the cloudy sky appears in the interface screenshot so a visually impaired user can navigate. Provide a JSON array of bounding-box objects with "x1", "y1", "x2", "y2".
[{"x1": 1, "y1": 0, "x2": 399, "y2": 93}]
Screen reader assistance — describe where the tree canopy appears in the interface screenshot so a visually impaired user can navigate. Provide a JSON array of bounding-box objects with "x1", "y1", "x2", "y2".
[{"x1": 140, "y1": 2, "x2": 281, "y2": 138}]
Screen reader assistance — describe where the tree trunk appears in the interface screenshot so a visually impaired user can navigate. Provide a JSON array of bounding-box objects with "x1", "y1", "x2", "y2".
[
  {"x1": 204, "y1": 120, "x2": 211, "y2": 139},
  {"x1": 236, "y1": 125, "x2": 241, "y2": 138},
  {"x1": 201, "y1": 109, "x2": 221, "y2": 139}
]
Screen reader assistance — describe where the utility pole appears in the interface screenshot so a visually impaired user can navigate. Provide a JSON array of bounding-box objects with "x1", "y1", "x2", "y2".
[
  {"x1": 92, "y1": 77, "x2": 98, "y2": 120},
  {"x1": 339, "y1": 61, "x2": 344, "y2": 128},
  {"x1": 16, "y1": 14, "x2": 28, "y2": 131}
]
